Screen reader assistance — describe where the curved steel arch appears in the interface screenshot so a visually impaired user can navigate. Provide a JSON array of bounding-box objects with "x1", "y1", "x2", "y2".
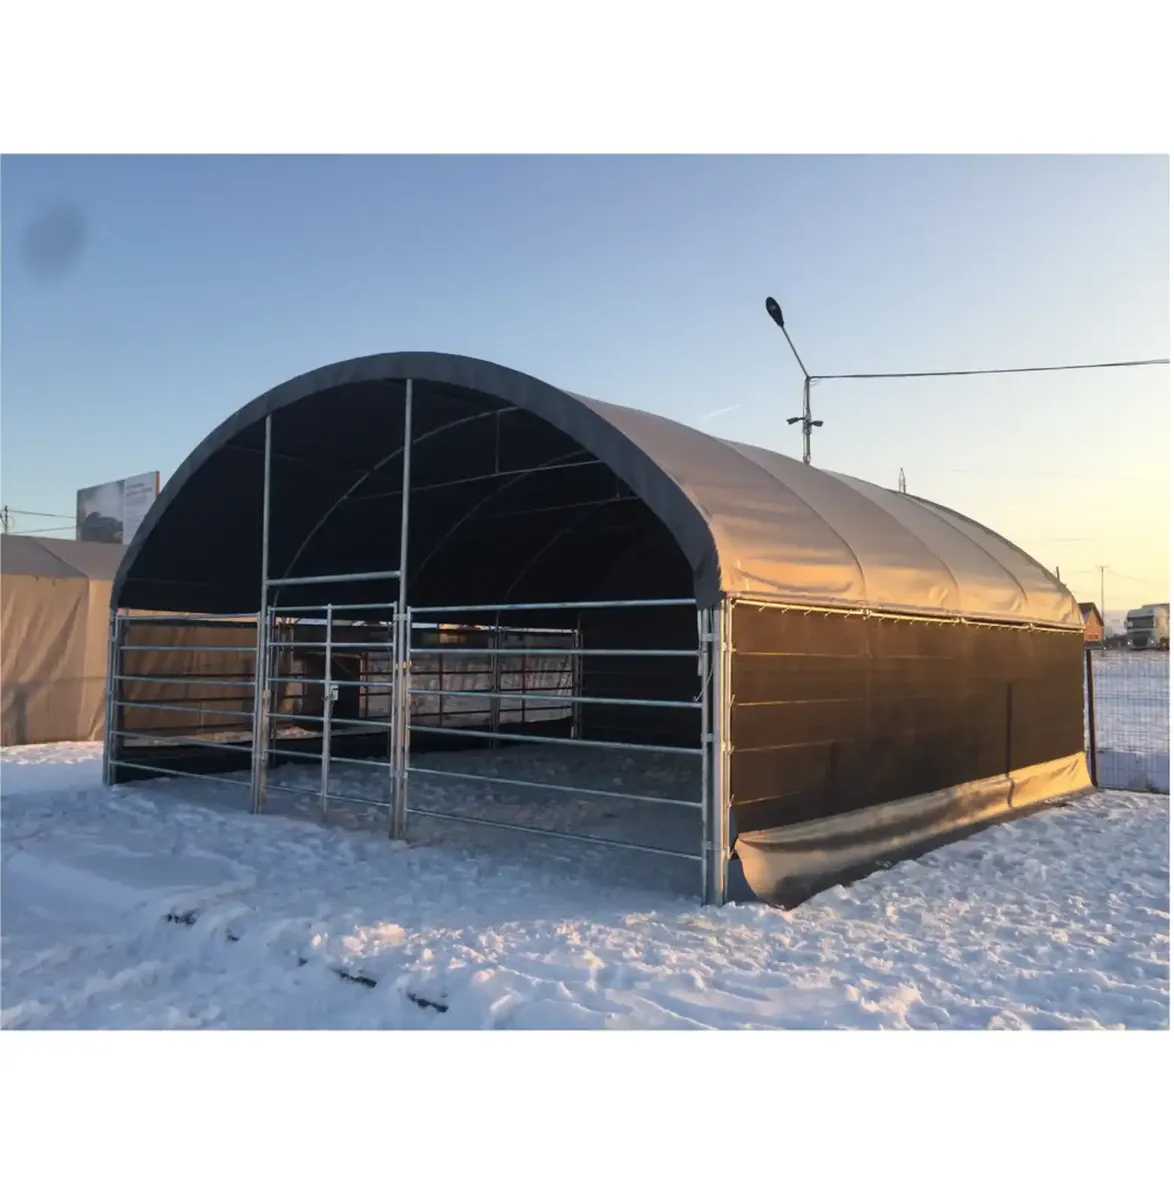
[
  {"x1": 112, "y1": 352, "x2": 722, "y2": 611},
  {"x1": 271, "y1": 406, "x2": 504, "y2": 608}
]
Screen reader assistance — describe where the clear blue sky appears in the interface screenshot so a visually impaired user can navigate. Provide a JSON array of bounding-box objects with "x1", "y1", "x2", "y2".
[{"x1": 1, "y1": 155, "x2": 1168, "y2": 614}]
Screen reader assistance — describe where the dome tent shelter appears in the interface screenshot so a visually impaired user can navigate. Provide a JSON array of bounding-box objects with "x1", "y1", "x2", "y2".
[{"x1": 105, "y1": 352, "x2": 1092, "y2": 906}]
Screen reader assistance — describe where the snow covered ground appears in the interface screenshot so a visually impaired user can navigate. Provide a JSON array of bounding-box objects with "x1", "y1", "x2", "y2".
[{"x1": 2, "y1": 739, "x2": 1168, "y2": 1030}]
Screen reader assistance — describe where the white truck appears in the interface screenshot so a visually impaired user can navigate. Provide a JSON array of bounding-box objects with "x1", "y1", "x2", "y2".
[{"x1": 1124, "y1": 603, "x2": 1170, "y2": 650}]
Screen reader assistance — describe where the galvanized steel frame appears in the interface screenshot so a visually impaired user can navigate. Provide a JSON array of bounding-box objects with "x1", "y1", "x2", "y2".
[
  {"x1": 400, "y1": 596, "x2": 722, "y2": 897},
  {"x1": 104, "y1": 610, "x2": 261, "y2": 792},
  {"x1": 103, "y1": 375, "x2": 735, "y2": 903}
]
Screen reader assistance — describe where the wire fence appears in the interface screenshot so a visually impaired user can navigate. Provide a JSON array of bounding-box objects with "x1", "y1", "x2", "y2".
[{"x1": 1085, "y1": 649, "x2": 1170, "y2": 794}]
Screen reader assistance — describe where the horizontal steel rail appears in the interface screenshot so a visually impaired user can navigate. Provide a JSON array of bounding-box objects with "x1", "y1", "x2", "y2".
[
  {"x1": 405, "y1": 804, "x2": 701, "y2": 860},
  {"x1": 258, "y1": 777, "x2": 391, "y2": 808},
  {"x1": 269, "y1": 602, "x2": 397, "y2": 615},
  {"x1": 410, "y1": 597, "x2": 696, "y2": 615},
  {"x1": 108, "y1": 759, "x2": 253, "y2": 789},
  {"x1": 411, "y1": 712, "x2": 568, "y2": 724},
  {"x1": 261, "y1": 744, "x2": 391, "y2": 770},
  {"x1": 415, "y1": 647, "x2": 694, "y2": 658},
  {"x1": 408, "y1": 687, "x2": 699, "y2": 710},
  {"x1": 270, "y1": 712, "x2": 397, "y2": 731},
  {"x1": 405, "y1": 723, "x2": 702, "y2": 755},
  {"x1": 277, "y1": 641, "x2": 394, "y2": 651},
  {"x1": 116, "y1": 699, "x2": 255, "y2": 721},
  {"x1": 116, "y1": 614, "x2": 259, "y2": 627},
  {"x1": 268, "y1": 569, "x2": 402, "y2": 587},
  {"x1": 120, "y1": 644, "x2": 257, "y2": 654},
  {"x1": 115, "y1": 731, "x2": 253, "y2": 754},
  {"x1": 268, "y1": 675, "x2": 396, "y2": 689},
  {"x1": 113, "y1": 673, "x2": 256, "y2": 688},
  {"x1": 413, "y1": 624, "x2": 575, "y2": 636},
  {"x1": 407, "y1": 764, "x2": 701, "y2": 809}
]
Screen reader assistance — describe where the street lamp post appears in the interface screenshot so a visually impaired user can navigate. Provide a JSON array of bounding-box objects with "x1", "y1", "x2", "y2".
[{"x1": 765, "y1": 297, "x2": 821, "y2": 465}]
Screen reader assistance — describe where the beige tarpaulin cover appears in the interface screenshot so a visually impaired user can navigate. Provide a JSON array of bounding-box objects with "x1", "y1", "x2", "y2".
[
  {"x1": 1, "y1": 535, "x2": 123, "y2": 746},
  {"x1": 2, "y1": 535, "x2": 257, "y2": 747},
  {"x1": 576, "y1": 395, "x2": 1082, "y2": 628}
]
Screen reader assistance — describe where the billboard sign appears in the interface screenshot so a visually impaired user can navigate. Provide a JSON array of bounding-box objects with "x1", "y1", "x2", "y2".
[{"x1": 76, "y1": 472, "x2": 161, "y2": 545}]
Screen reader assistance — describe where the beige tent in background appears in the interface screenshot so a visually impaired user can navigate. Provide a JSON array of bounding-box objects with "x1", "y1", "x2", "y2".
[
  {"x1": 2, "y1": 534, "x2": 259, "y2": 749},
  {"x1": 1, "y1": 534, "x2": 124, "y2": 746}
]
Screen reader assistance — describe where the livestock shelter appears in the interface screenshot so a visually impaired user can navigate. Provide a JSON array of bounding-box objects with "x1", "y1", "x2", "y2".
[
  {"x1": 104, "y1": 353, "x2": 1093, "y2": 905},
  {"x1": 1, "y1": 534, "x2": 125, "y2": 746}
]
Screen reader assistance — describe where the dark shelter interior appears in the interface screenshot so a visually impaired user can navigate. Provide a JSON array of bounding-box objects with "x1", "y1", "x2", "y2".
[{"x1": 120, "y1": 377, "x2": 694, "y2": 617}]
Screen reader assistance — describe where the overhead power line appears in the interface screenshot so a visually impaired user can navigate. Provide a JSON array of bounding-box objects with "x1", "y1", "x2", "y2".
[
  {"x1": 1, "y1": 507, "x2": 75, "y2": 520},
  {"x1": 1107, "y1": 568, "x2": 1168, "y2": 587},
  {"x1": 10, "y1": 523, "x2": 77, "y2": 536},
  {"x1": 763, "y1": 296, "x2": 1169, "y2": 466},
  {"x1": 811, "y1": 357, "x2": 1169, "y2": 383}
]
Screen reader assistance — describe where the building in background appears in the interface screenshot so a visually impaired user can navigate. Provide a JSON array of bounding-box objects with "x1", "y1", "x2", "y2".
[{"x1": 1079, "y1": 602, "x2": 1105, "y2": 645}]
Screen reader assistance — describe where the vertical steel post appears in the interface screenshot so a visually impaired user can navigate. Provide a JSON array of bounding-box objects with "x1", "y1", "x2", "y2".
[
  {"x1": 721, "y1": 598, "x2": 733, "y2": 896},
  {"x1": 250, "y1": 414, "x2": 273, "y2": 814},
  {"x1": 267, "y1": 610, "x2": 283, "y2": 779},
  {"x1": 1098, "y1": 566, "x2": 1107, "y2": 656},
  {"x1": 1085, "y1": 647, "x2": 1099, "y2": 788},
  {"x1": 570, "y1": 624, "x2": 583, "y2": 739},
  {"x1": 388, "y1": 606, "x2": 400, "y2": 817},
  {"x1": 391, "y1": 380, "x2": 413, "y2": 840},
  {"x1": 490, "y1": 624, "x2": 503, "y2": 743},
  {"x1": 403, "y1": 611, "x2": 413, "y2": 823},
  {"x1": 320, "y1": 603, "x2": 334, "y2": 818},
  {"x1": 437, "y1": 640, "x2": 445, "y2": 727},
  {"x1": 706, "y1": 599, "x2": 731, "y2": 904},
  {"x1": 102, "y1": 609, "x2": 121, "y2": 786},
  {"x1": 698, "y1": 607, "x2": 712, "y2": 903}
]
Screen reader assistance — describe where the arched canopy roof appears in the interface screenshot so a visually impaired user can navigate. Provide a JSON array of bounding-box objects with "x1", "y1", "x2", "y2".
[{"x1": 112, "y1": 352, "x2": 1080, "y2": 629}]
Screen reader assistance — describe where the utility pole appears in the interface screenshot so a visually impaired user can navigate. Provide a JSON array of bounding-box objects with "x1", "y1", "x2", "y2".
[
  {"x1": 764, "y1": 297, "x2": 822, "y2": 465},
  {"x1": 1097, "y1": 565, "x2": 1108, "y2": 651},
  {"x1": 0, "y1": 506, "x2": 8, "y2": 534}
]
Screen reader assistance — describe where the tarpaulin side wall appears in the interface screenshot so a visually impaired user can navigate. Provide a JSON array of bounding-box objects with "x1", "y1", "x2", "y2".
[
  {"x1": 2, "y1": 535, "x2": 258, "y2": 748},
  {"x1": 1, "y1": 535, "x2": 125, "y2": 747},
  {"x1": 727, "y1": 601, "x2": 1092, "y2": 905},
  {"x1": 1, "y1": 572, "x2": 106, "y2": 746}
]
